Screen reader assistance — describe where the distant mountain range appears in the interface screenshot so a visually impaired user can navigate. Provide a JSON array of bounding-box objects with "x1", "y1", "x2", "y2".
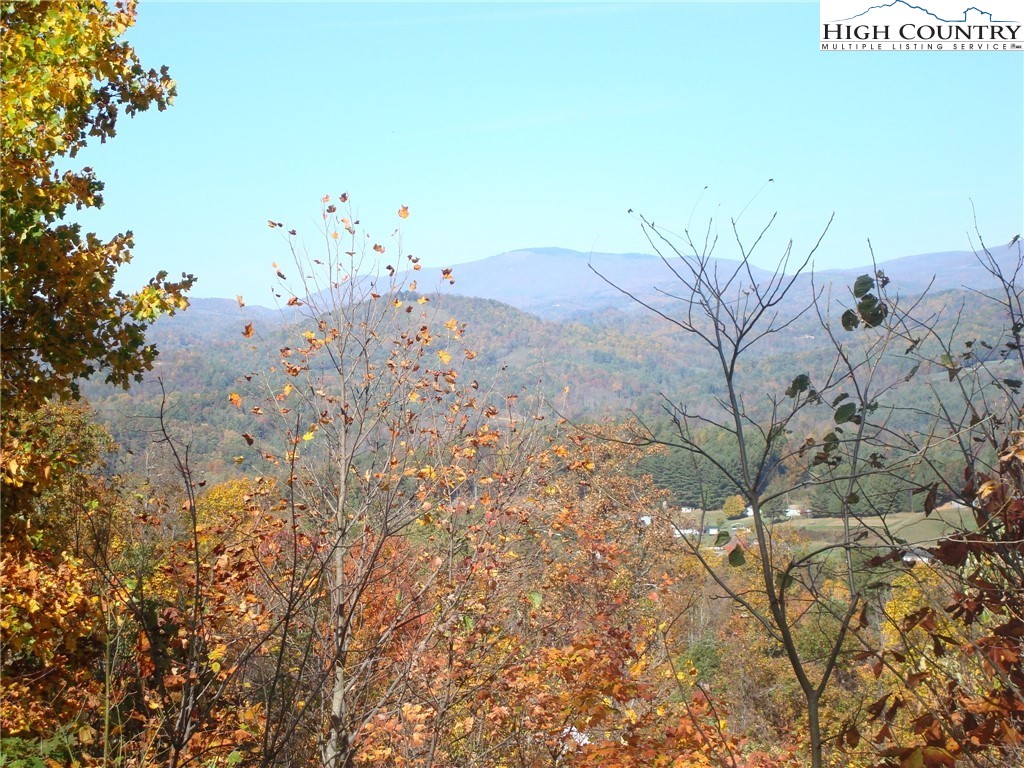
[
  {"x1": 87, "y1": 242, "x2": 1021, "y2": 484},
  {"x1": 398, "y1": 244, "x2": 1020, "y2": 318}
]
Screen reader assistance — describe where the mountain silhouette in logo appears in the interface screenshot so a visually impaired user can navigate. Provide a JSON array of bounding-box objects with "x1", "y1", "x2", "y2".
[{"x1": 831, "y1": 1, "x2": 1015, "y2": 23}]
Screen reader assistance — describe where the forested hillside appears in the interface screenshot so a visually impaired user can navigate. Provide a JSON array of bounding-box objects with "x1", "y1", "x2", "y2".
[{"x1": 84, "y1": 279, "x2": 1015, "y2": 496}]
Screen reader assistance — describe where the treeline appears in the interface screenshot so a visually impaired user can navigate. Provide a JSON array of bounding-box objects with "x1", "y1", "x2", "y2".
[{"x1": 82, "y1": 284, "x2": 1010, "y2": 492}]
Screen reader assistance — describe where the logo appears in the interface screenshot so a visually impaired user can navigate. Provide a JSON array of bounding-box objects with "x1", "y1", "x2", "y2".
[{"x1": 820, "y1": 0, "x2": 1022, "y2": 50}]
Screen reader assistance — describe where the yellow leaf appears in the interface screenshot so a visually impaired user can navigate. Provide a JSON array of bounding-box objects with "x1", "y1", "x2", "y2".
[
  {"x1": 437, "y1": 350, "x2": 453, "y2": 365},
  {"x1": 228, "y1": 392, "x2": 242, "y2": 408},
  {"x1": 302, "y1": 431, "x2": 315, "y2": 441},
  {"x1": 398, "y1": 205, "x2": 410, "y2": 219}
]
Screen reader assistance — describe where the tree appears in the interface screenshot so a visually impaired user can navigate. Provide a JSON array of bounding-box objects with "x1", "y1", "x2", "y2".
[
  {"x1": 845, "y1": 237, "x2": 1024, "y2": 767},
  {"x1": 589, "y1": 209, "x2": 937, "y2": 767},
  {"x1": 230, "y1": 197, "x2": 554, "y2": 768},
  {"x1": 595, "y1": 207, "x2": 1024, "y2": 767},
  {"x1": 1, "y1": 0, "x2": 193, "y2": 418},
  {"x1": 722, "y1": 495, "x2": 747, "y2": 519}
]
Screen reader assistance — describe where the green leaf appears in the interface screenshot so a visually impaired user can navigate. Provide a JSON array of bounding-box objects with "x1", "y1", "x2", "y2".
[
  {"x1": 785, "y1": 373, "x2": 810, "y2": 398},
  {"x1": 527, "y1": 590, "x2": 542, "y2": 610},
  {"x1": 728, "y1": 545, "x2": 746, "y2": 567},
  {"x1": 858, "y1": 296, "x2": 888, "y2": 328},
  {"x1": 899, "y1": 747, "x2": 924, "y2": 768},
  {"x1": 714, "y1": 529, "x2": 731, "y2": 547},
  {"x1": 834, "y1": 402, "x2": 857, "y2": 424},
  {"x1": 841, "y1": 309, "x2": 860, "y2": 331},
  {"x1": 853, "y1": 274, "x2": 874, "y2": 298}
]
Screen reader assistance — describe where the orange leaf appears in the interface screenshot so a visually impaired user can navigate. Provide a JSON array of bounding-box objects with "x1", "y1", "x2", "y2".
[
  {"x1": 242, "y1": 323, "x2": 254, "y2": 338},
  {"x1": 373, "y1": 244, "x2": 385, "y2": 254},
  {"x1": 398, "y1": 205, "x2": 409, "y2": 219},
  {"x1": 228, "y1": 392, "x2": 243, "y2": 409}
]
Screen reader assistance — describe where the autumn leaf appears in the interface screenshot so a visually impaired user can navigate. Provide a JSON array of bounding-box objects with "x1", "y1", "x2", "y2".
[
  {"x1": 228, "y1": 392, "x2": 242, "y2": 409},
  {"x1": 242, "y1": 433, "x2": 254, "y2": 446},
  {"x1": 438, "y1": 350, "x2": 453, "y2": 365},
  {"x1": 398, "y1": 205, "x2": 409, "y2": 219},
  {"x1": 373, "y1": 244, "x2": 385, "y2": 254},
  {"x1": 236, "y1": 295, "x2": 245, "y2": 307},
  {"x1": 243, "y1": 323, "x2": 254, "y2": 338}
]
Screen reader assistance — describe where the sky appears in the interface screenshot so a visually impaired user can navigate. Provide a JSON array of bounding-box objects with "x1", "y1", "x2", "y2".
[{"x1": 73, "y1": 0, "x2": 1023, "y2": 303}]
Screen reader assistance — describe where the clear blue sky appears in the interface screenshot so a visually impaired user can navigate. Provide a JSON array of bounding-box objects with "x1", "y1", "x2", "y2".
[{"x1": 75, "y1": 1, "x2": 1023, "y2": 302}]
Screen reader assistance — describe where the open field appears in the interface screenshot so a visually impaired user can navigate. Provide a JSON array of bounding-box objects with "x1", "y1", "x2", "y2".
[
  {"x1": 690, "y1": 505, "x2": 975, "y2": 547},
  {"x1": 786, "y1": 505, "x2": 974, "y2": 545}
]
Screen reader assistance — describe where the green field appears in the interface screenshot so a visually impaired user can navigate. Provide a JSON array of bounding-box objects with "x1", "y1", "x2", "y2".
[{"x1": 696, "y1": 504, "x2": 974, "y2": 547}]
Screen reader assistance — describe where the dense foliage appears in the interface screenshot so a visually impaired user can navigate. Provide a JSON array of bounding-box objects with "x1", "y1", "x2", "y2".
[{"x1": 1, "y1": 0, "x2": 193, "y2": 414}]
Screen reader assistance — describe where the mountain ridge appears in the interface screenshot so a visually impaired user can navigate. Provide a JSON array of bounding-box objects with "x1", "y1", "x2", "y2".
[{"x1": 186, "y1": 244, "x2": 1019, "y2": 319}]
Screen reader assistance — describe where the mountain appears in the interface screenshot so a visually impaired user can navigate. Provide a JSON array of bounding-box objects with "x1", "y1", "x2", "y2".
[
  {"x1": 409, "y1": 247, "x2": 784, "y2": 318},
  {"x1": 814, "y1": 248, "x2": 1020, "y2": 296},
  {"x1": 409, "y1": 245, "x2": 1019, "y2": 318},
  {"x1": 82, "y1": 242, "x2": 1019, "y2": 484}
]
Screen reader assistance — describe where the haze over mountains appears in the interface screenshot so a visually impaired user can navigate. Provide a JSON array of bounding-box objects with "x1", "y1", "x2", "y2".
[
  {"x1": 342, "y1": 244, "x2": 1019, "y2": 319},
  {"x1": 86, "y1": 242, "x2": 1019, "y2": 482}
]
